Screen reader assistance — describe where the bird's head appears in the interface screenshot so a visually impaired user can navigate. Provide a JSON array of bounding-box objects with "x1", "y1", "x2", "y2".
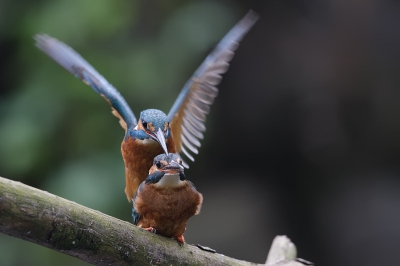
[
  {"x1": 145, "y1": 153, "x2": 186, "y2": 185},
  {"x1": 152, "y1": 153, "x2": 184, "y2": 175},
  {"x1": 136, "y1": 109, "x2": 171, "y2": 154}
]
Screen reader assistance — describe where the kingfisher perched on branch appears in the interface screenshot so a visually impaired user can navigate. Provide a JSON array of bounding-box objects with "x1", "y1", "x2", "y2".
[
  {"x1": 132, "y1": 153, "x2": 202, "y2": 244},
  {"x1": 35, "y1": 10, "x2": 259, "y2": 202}
]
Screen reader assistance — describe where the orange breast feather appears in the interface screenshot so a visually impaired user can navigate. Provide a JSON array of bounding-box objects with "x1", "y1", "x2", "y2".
[
  {"x1": 135, "y1": 182, "x2": 202, "y2": 239},
  {"x1": 122, "y1": 137, "x2": 176, "y2": 201}
]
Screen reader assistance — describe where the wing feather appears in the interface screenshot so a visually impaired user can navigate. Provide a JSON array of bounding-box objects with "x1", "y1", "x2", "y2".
[
  {"x1": 168, "y1": 10, "x2": 259, "y2": 164},
  {"x1": 182, "y1": 119, "x2": 204, "y2": 139},
  {"x1": 35, "y1": 34, "x2": 137, "y2": 131},
  {"x1": 181, "y1": 134, "x2": 199, "y2": 154},
  {"x1": 180, "y1": 147, "x2": 193, "y2": 168}
]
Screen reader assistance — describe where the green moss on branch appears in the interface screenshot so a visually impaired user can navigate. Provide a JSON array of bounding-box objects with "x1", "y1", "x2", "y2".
[
  {"x1": 0, "y1": 176, "x2": 311, "y2": 266},
  {"x1": 0, "y1": 176, "x2": 262, "y2": 265}
]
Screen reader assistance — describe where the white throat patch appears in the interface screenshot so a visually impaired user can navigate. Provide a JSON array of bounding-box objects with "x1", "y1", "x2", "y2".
[
  {"x1": 154, "y1": 173, "x2": 185, "y2": 188},
  {"x1": 133, "y1": 126, "x2": 158, "y2": 146},
  {"x1": 142, "y1": 138, "x2": 157, "y2": 145}
]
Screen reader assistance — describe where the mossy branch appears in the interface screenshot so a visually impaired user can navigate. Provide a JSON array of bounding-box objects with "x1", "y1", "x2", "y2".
[{"x1": 0, "y1": 176, "x2": 312, "y2": 266}]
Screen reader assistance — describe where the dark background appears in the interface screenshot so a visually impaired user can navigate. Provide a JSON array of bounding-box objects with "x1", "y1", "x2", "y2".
[{"x1": 1, "y1": 1, "x2": 400, "y2": 265}]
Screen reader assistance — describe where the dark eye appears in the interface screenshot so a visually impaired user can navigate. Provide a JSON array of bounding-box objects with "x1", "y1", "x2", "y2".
[
  {"x1": 155, "y1": 161, "x2": 162, "y2": 168},
  {"x1": 142, "y1": 121, "x2": 148, "y2": 129}
]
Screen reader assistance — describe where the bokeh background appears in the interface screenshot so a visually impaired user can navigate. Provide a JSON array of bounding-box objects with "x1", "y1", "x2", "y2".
[{"x1": 1, "y1": 0, "x2": 400, "y2": 265}]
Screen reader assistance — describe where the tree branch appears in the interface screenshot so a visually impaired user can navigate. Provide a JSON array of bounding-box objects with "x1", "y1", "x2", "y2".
[{"x1": 0, "y1": 176, "x2": 312, "y2": 265}]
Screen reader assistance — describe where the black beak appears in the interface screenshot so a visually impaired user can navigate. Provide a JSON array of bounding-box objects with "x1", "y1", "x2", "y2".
[
  {"x1": 149, "y1": 128, "x2": 169, "y2": 155},
  {"x1": 165, "y1": 160, "x2": 184, "y2": 171}
]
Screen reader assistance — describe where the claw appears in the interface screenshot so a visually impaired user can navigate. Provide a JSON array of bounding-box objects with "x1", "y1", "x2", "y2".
[
  {"x1": 143, "y1": 227, "x2": 156, "y2": 234},
  {"x1": 174, "y1": 235, "x2": 185, "y2": 246}
]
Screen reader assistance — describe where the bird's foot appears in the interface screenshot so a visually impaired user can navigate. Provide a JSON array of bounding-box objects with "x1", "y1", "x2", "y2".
[
  {"x1": 143, "y1": 227, "x2": 156, "y2": 234},
  {"x1": 174, "y1": 235, "x2": 185, "y2": 246}
]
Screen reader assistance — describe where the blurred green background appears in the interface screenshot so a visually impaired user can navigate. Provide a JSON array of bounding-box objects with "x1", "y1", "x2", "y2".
[{"x1": 1, "y1": 1, "x2": 400, "y2": 265}]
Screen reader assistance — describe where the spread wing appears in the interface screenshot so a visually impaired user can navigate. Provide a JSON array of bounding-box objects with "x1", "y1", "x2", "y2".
[
  {"x1": 35, "y1": 34, "x2": 137, "y2": 132},
  {"x1": 167, "y1": 10, "x2": 259, "y2": 164}
]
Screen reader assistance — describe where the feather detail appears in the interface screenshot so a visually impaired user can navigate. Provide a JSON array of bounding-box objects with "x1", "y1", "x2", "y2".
[
  {"x1": 35, "y1": 34, "x2": 137, "y2": 129},
  {"x1": 168, "y1": 10, "x2": 259, "y2": 165}
]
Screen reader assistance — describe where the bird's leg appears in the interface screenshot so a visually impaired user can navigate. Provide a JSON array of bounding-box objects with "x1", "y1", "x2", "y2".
[
  {"x1": 142, "y1": 227, "x2": 156, "y2": 233},
  {"x1": 174, "y1": 235, "x2": 185, "y2": 246}
]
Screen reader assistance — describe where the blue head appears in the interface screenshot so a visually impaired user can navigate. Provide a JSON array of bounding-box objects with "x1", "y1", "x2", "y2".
[
  {"x1": 140, "y1": 109, "x2": 169, "y2": 134},
  {"x1": 153, "y1": 153, "x2": 184, "y2": 173},
  {"x1": 133, "y1": 109, "x2": 171, "y2": 154},
  {"x1": 145, "y1": 153, "x2": 186, "y2": 184}
]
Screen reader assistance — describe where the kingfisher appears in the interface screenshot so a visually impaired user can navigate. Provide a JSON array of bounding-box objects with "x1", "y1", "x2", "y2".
[
  {"x1": 35, "y1": 10, "x2": 259, "y2": 202},
  {"x1": 132, "y1": 153, "x2": 202, "y2": 244}
]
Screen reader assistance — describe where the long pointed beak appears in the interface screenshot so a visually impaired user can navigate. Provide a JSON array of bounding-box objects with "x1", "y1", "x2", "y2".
[
  {"x1": 149, "y1": 128, "x2": 169, "y2": 155},
  {"x1": 164, "y1": 160, "x2": 184, "y2": 174},
  {"x1": 166, "y1": 161, "x2": 184, "y2": 171}
]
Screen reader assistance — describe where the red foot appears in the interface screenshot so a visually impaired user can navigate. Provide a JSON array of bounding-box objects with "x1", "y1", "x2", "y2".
[
  {"x1": 174, "y1": 235, "x2": 185, "y2": 246},
  {"x1": 142, "y1": 227, "x2": 156, "y2": 233}
]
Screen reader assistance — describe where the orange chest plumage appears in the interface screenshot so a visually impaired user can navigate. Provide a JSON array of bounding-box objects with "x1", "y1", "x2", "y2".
[
  {"x1": 134, "y1": 181, "x2": 202, "y2": 240},
  {"x1": 121, "y1": 136, "x2": 176, "y2": 201}
]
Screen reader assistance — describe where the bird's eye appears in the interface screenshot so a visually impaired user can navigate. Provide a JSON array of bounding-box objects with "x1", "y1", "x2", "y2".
[
  {"x1": 155, "y1": 161, "x2": 162, "y2": 168},
  {"x1": 142, "y1": 121, "x2": 148, "y2": 129}
]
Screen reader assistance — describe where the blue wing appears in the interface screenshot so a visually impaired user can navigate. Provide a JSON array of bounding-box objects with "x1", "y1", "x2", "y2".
[
  {"x1": 35, "y1": 34, "x2": 137, "y2": 131},
  {"x1": 132, "y1": 207, "x2": 140, "y2": 225},
  {"x1": 132, "y1": 182, "x2": 145, "y2": 225},
  {"x1": 167, "y1": 10, "x2": 259, "y2": 163}
]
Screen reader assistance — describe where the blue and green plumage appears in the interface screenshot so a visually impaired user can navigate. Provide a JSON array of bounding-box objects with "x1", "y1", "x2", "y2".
[{"x1": 35, "y1": 10, "x2": 259, "y2": 201}]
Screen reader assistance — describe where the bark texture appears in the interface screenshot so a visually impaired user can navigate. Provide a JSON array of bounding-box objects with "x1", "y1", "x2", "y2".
[{"x1": 0, "y1": 176, "x2": 311, "y2": 266}]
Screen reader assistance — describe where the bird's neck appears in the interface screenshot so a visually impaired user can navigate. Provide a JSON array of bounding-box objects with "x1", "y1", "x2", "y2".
[
  {"x1": 154, "y1": 173, "x2": 185, "y2": 188},
  {"x1": 140, "y1": 138, "x2": 159, "y2": 146},
  {"x1": 127, "y1": 129, "x2": 177, "y2": 152}
]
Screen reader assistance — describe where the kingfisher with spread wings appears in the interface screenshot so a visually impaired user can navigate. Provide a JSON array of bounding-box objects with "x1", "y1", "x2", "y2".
[{"x1": 35, "y1": 11, "x2": 259, "y2": 202}]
